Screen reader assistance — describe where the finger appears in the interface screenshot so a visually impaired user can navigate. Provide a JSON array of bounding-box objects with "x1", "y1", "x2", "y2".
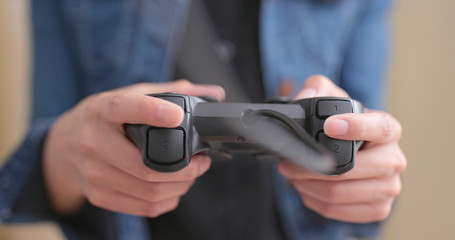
[
  {"x1": 81, "y1": 158, "x2": 195, "y2": 203},
  {"x1": 88, "y1": 91, "x2": 184, "y2": 127},
  {"x1": 295, "y1": 75, "x2": 350, "y2": 99},
  {"x1": 80, "y1": 126, "x2": 212, "y2": 182},
  {"x1": 324, "y1": 110, "x2": 402, "y2": 143},
  {"x1": 125, "y1": 79, "x2": 226, "y2": 101},
  {"x1": 301, "y1": 195, "x2": 394, "y2": 223},
  {"x1": 292, "y1": 175, "x2": 401, "y2": 204},
  {"x1": 85, "y1": 185, "x2": 181, "y2": 218},
  {"x1": 278, "y1": 143, "x2": 406, "y2": 181}
]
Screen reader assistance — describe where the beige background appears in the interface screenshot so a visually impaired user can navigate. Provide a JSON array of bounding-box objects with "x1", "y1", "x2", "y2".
[{"x1": 1, "y1": 0, "x2": 454, "y2": 239}]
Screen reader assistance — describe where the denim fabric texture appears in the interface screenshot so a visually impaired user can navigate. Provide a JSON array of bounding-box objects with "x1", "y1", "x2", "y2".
[{"x1": 0, "y1": 0, "x2": 390, "y2": 239}]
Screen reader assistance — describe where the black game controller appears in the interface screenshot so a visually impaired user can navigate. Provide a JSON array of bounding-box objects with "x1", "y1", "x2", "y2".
[{"x1": 125, "y1": 93, "x2": 363, "y2": 175}]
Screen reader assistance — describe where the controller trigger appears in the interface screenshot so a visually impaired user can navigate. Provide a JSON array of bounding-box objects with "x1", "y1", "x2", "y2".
[
  {"x1": 265, "y1": 96, "x2": 291, "y2": 104},
  {"x1": 208, "y1": 150, "x2": 233, "y2": 159},
  {"x1": 199, "y1": 96, "x2": 219, "y2": 103}
]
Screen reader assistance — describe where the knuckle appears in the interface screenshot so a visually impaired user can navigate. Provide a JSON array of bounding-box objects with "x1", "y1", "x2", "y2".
[
  {"x1": 144, "y1": 204, "x2": 162, "y2": 218},
  {"x1": 134, "y1": 82, "x2": 150, "y2": 91},
  {"x1": 373, "y1": 203, "x2": 392, "y2": 221},
  {"x1": 145, "y1": 183, "x2": 165, "y2": 202},
  {"x1": 323, "y1": 184, "x2": 344, "y2": 204},
  {"x1": 83, "y1": 93, "x2": 101, "y2": 118},
  {"x1": 303, "y1": 75, "x2": 331, "y2": 90},
  {"x1": 138, "y1": 169, "x2": 160, "y2": 182},
  {"x1": 181, "y1": 165, "x2": 201, "y2": 180},
  {"x1": 77, "y1": 140, "x2": 94, "y2": 156},
  {"x1": 174, "y1": 79, "x2": 192, "y2": 86},
  {"x1": 169, "y1": 198, "x2": 180, "y2": 211},
  {"x1": 394, "y1": 150, "x2": 407, "y2": 173},
  {"x1": 145, "y1": 198, "x2": 180, "y2": 218},
  {"x1": 80, "y1": 161, "x2": 100, "y2": 182},
  {"x1": 302, "y1": 196, "x2": 335, "y2": 219},
  {"x1": 135, "y1": 168, "x2": 151, "y2": 181},
  {"x1": 293, "y1": 181, "x2": 305, "y2": 193},
  {"x1": 387, "y1": 176, "x2": 402, "y2": 197},
  {"x1": 134, "y1": 165, "x2": 158, "y2": 181},
  {"x1": 395, "y1": 119, "x2": 403, "y2": 140},
  {"x1": 134, "y1": 96, "x2": 155, "y2": 121},
  {"x1": 317, "y1": 203, "x2": 336, "y2": 219},
  {"x1": 309, "y1": 74, "x2": 330, "y2": 83},
  {"x1": 381, "y1": 114, "x2": 395, "y2": 141},
  {"x1": 140, "y1": 173, "x2": 155, "y2": 182},
  {"x1": 106, "y1": 92, "x2": 127, "y2": 116},
  {"x1": 77, "y1": 131, "x2": 95, "y2": 156},
  {"x1": 355, "y1": 117, "x2": 368, "y2": 139},
  {"x1": 173, "y1": 79, "x2": 193, "y2": 92},
  {"x1": 85, "y1": 187, "x2": 104, "y2": 207}
]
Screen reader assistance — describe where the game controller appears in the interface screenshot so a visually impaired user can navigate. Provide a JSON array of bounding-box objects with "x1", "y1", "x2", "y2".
[{"x1": 125, "y1": 93, "x2": 363, "y2": 175}]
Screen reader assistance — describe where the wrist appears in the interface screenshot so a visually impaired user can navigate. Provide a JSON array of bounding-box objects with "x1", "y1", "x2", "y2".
[{"x1": 42, "y1": 115, "x2": 85, "y2": 215}]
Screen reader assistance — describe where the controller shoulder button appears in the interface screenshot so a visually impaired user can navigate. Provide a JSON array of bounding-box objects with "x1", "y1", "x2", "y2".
[{"x1": 317, "y1": 100, "x2": 352, "y2": 118}]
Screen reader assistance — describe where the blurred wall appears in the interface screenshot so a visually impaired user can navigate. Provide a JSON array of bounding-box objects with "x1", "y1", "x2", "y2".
[
  {"x1": 0, "y1": 0, "x2": 454, "y2": 240},
  {"x1": 0, "y1": 0, "x2": 63, "y2": 239},
  {"x1": 383, "y1": 0, "x2": 455, "y2": 239},
  {"x1": 0, "y1": 0, "x2": 29, "y2": 159}
]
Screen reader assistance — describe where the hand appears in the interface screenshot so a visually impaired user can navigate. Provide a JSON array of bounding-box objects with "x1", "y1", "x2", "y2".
[
  {"x1": 278, "y1": 75, "x2": 407, "y2": 223},
  {"x1": 43, "y1": 80, "x2": 225, "y2": 217}
]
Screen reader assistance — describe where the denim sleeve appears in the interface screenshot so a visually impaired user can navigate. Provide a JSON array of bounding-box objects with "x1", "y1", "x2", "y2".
[
  {"x1": 275, "y1": 1, "x2": 392, "y2": 239},
  {"x1": 340, "y1": 0, "x2": 392, "y2": 110},
  {"x1": 0, "y1": 0, "x2": 79, "y2": 223},
  {"x1": 0, "y1": 117, "x2": 58, "y2": 223}
]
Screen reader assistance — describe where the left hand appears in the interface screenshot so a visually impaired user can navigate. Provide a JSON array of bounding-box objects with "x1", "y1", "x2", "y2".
[{"x1": 278, "y1": 75, "x2": 407, "y2": 223}]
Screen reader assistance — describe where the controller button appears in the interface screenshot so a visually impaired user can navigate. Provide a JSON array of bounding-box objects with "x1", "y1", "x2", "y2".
[
  {"x1": 317, "y1": 100, "x2": 352, "y2": 118},
  {"x1": 147, "y1": 129, "x2": 184, "y2": 164},
  {"x1": 317, "y1": 133, "x2": 352, "y2": 166},
  {"x1": 160, "y1": 97, "x2": 185, "y2": 111}
]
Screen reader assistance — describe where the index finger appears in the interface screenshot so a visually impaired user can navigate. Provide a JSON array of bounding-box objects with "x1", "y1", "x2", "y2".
[
  {"x1": 88, "y1": 91, "x2": 184, "y2": 127},
  {"x1": 124, "y1": 79, "x2": 226, "y2": 102},
  {"x1": 324, "y1": 110, "x2": 402, "y2": 143}
]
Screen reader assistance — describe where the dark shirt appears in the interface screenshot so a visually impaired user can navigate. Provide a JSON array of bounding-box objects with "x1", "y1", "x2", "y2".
[
  {"x1": 149, "y1": 1, "x2": 286, "y2": 240},
  {"x1": 203, "y1": 0, "x2": 265, "y2": 102}
]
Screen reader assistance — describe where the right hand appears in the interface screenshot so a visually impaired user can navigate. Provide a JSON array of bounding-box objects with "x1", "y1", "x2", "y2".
[{"x1": 43, "y1": 80, "x2": 225, "y2": 217}]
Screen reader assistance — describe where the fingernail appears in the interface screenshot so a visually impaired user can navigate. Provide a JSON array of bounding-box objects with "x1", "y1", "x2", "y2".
[
  {"x1": 296, "y1": 88, "x2": 316, "y2": 99},
  {"x1": 325, "y1": 118, "x2": 349, "y2": 136}
]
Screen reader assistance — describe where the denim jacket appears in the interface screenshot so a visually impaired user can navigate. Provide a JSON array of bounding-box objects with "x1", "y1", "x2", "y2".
[{"x1": 0, "y1": 0, "x2": 390, "y2": 239}]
